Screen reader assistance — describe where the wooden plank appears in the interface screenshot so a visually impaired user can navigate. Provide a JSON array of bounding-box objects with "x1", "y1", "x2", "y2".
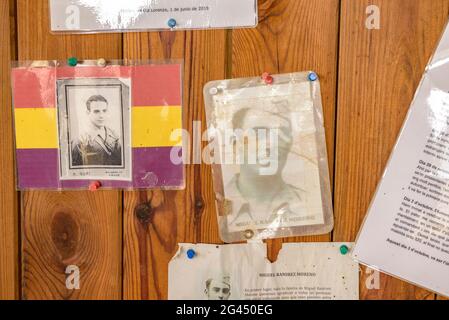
[
  {"x1": 122, "y1": 32, "x2": 191, "y2": 300},
  {"x1": 0, "y1": 0, "x2": 19, "y2": 300},
  {"x1": 334, "y1": 0, "x2": 449, "y2": 299},
  {"x1": 232, "y1": 0, "x2": 339, "y2": 261},
  {"x1": 17, "y1": 0, "x2": 122, "y2": 300},
  {"x1": 122, "y1": 30, "x2": 228, "y2": 300}
]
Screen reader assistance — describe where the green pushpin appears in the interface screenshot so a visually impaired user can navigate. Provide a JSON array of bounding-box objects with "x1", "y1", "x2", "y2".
[
  {"x1": 67, "y1": 57, "x2": 78, "y2": 67},
  {"x1": 340, "y1": 245, "x2": 349, "y2": 255}
]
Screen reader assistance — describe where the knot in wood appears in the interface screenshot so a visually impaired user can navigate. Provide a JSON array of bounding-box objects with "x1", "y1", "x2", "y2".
[
  {"x1": 51, "y1": 211, "x2": 79, "y2": 260},
  {"x1": 195, "y1": 200, "x2": 204, "y2": 210},
  {"x1": 135, "y1": 203, "x2": 153, "y2": 224}
]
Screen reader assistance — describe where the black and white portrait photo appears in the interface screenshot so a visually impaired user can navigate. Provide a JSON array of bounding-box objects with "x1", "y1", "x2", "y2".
[
  {"x1": 204, "y1": 275, "x2": 231, "y2": 300},
  {"x1": 71, "y1": 94, "x2": 122, "y2": 167},
  {"x1": 225, "y1": 101, "x2": 306, "y2": 226},
  {"x1": 57, "y1": 78, "x2": 132, "y2": 181},
  {"x1": 212, "y1": 82, "x2": 326, "y2": 233},
  {"x1": 168, "y1": 244, "x2": 239, "y2": 300}
]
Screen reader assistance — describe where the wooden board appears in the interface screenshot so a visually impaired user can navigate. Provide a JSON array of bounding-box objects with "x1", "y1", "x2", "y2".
[
  {"x1": 0, "y1": 0, "x2": 449, "y2": 300},
  {"x1": 334, "y1": 0, "x2": 449, "y2": 300},
  {"x1": 0, "y1": 0, "x2": 18, "y2": 300},
  {"x1": 231, "y1": 0, "x2": 339, "y2": 261},
  {"x1": 122, "y1": 30, "x2": 227, "y2": 299},
  {"x1": 17, "y1": 0, "x2": 123, "y2": 300}
]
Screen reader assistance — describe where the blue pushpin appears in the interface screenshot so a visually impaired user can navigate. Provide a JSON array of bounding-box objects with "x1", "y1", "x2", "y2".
[
  {"x1": 168, "y1": 18, "x2": 177, "y2": 29},
  {"x1": 186, "y1": 249, "x2": 196, "y2": 259},
  {"x1": 308, "y1": 72, "x2": 318, "y2": 82}
]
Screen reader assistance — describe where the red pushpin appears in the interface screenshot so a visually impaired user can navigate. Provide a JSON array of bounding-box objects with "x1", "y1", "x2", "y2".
[
  {"x1": 262, "y1": 72, "x2": 274, "y2": 85},
  {"x1": 89, "y1": 181, "x2": 102, "y2": 191}
]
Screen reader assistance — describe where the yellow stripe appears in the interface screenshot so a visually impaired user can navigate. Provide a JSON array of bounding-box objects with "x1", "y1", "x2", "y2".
[
  {"x1": 14, "y1": 106, "x2": 183, "y2": 149},
  {"x1": 14, "y1": 108, "x2": 58, "y2": 149},
  {"x1": 132, "y1": 106, "x2": 183, "y2": 148}
]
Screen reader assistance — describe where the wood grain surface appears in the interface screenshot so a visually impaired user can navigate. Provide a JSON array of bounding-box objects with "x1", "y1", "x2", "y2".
[
  {"x1": 0, "y1": 0, "x2": 18, "y2": 300},
  {"x1": 0, "y1": 0, "x2": 448, "y2": 300},
  {"x1": 122, "y1": 29, "x2": 227, "y2": 299},
  {"x1": 335, "y1": 0, "x2": 449, "y2": 300},
  {"x1": 232, "y1": 0, "x2": 339, "y2": 261},
  {"x1": 16, "y1": 0, "x2": 123, "y2": 300}
]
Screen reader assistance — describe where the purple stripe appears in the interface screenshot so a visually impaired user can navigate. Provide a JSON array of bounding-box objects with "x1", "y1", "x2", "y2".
[
  {"x1": 132, "y1": 147, "x2": 184, "y2": 188},
  {"x1": 16, "y1": 149, "x2": 59, "y2": 189},
  {"x1": 16, "y1": 147, "x2": 184, "y2": 190}
]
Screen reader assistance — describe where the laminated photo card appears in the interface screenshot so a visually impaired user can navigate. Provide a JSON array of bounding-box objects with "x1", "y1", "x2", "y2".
[
  {"x1": 12, "y1": 60, "x2": 184, "y2": 190},
  {"x1": 204, "y1": 72, "x2": 334, "y2": 242}
]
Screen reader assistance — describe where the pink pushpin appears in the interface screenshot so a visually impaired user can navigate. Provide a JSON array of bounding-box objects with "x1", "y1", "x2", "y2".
[
  {"x1": 89, "y1": 181, "x2": 102, "y2": 191},
  {"x1": 262, "y1": 72, "x2": 273, "y2": 85}
]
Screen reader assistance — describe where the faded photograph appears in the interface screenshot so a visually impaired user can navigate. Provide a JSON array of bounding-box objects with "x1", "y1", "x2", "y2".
[
  {"x1": 58, "y1": 78, "x2": 132, "y2": 181},
  {"x1": 226, "y1": 100, "x2": 306, "y2": 227},
  {"x1": 213, "y1": 83, "x2": 325, "y2": 233}
]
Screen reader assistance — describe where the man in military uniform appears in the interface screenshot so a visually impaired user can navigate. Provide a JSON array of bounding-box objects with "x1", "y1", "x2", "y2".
[
  {"x1": 71, "y1": 95, "x2": 122, "y2": 167},
  {"x1": 204, "y1": 275, "x2": 231, "y2": 300}
]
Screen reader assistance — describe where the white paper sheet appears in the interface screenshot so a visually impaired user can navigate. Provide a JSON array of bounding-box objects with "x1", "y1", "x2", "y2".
[
  {"x1": 353, "y1": 21, "x2": 449, "y2": 298},
  {"x1": 50, "y1": 0, "x2": 258, "y2": 32},
  {"x1": 169, "y1": 243, "x2": 359, "y2": 300}
]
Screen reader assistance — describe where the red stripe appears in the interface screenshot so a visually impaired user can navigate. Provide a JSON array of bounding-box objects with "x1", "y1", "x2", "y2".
[
  {"x1": 12, "y1": 68, "x2": 56, "y2": 108},
  {"x1": 56, "y1": 65, "x2": 132, "y2": 78},
  {"x1": 12, "y1": 64, "x2": 182, "y2": 108},
  {"x1": 132, "y1": 64, "x2": 182, "y2": 106}
]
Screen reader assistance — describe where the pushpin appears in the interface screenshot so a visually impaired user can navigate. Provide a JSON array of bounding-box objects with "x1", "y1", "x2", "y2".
[
  {"x1": 244, "y1": 229, "x2": 255, "y2": 240},
  {"x1": 68, "y1": 57, "x2": 78, "y2": 67},
  {"x1": 97, "y1": 58, "x2": 107, "y2": 67},
  {"x1": 262, "y1": 72, "x2": 274, "y2": 85},
  {"x1": 340, "y1": 245, "x2": 349, "y2": 255},
  {"x1": 186, "y1": 249, "x2": 196, "y2": 259},
  {"x1": 209, "y1": 87, "x2": 219, "y2": 95},
  {"x1": 89, "y1": 181, "x2": 102, "y2": 192},
  {"x1": 308, "y1": 72, "x2": 318, "y2": 82},
  {"x1": 168, "y1": 18, "x2": 177, "y2": 29}
]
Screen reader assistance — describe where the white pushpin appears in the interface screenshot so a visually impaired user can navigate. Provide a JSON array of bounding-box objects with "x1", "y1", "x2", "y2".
[
  {"x1": 244, "y1": 229, "x2": 255, "y2": 240},
  {"x1": 209, "y1": 87, "x2": 219, "y2": 95},
  {"x1": 97, "y1": 58, "x2": 107, "y2": 67}
]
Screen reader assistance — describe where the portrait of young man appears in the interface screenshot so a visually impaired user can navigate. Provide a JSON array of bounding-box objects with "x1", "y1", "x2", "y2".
[
  {"x1": 204, "y1": 275, "x2": 231, "y2": 300},
  {"x1": 71, "y1": 95, "x2": 122, "y2": 167},
  {"x1": 57, "y1": 78, "x2": 132, "y2": 181},
  {"x1": 210, "y1": 84, "x2": 327, "y2": 239},
  {"x1": 225, "y1": 100, "x2": 307, "y2": 229}
]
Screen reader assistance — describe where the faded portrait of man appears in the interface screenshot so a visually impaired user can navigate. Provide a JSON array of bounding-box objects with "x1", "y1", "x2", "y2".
[
  {"x1": 71, "y1": 95, "x2": 122, "y2": 167},
  {"x1": 226, "y1": 100, "x2": 306, "y2": 227},
  {"x1": 204, "y1": 275, "x2": 231, "y2": 300}
]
